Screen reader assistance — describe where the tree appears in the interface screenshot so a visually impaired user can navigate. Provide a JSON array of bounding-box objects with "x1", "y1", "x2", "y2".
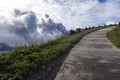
[{"x1": 69, "y1": 30, "x2": 76, "y2": 35}]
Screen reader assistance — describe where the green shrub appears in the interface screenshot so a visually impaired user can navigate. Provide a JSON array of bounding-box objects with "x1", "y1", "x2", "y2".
[{"x1": 69, "y1": 30, "x2": 76, "y2": 35}]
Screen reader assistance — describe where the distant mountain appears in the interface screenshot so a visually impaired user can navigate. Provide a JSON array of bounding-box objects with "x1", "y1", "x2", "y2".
[{"x1": 0, "y1": 43, "x2": 13, "y2": 51}]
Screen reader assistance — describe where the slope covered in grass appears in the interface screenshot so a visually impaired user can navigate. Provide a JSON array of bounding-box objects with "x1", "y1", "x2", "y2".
[
  {"x1": 107, "y1": 23, "x2": 120, "y2": 48},
  {"x1": 0, "y1": 28, "x2": 101, "y2": 80}
]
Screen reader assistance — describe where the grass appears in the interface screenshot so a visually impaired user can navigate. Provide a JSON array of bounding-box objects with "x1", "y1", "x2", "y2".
[
  {"x1": 107, "y1": 23, "x2": 120, "y2": 48},
  {"x1": 0, "y1": 28, "x2": 102, "y2": 80}
]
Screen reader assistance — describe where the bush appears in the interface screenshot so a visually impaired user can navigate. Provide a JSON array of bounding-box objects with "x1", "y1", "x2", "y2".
[{"x1": 69, "y1": 30, "x2": 76, "y2": 35}]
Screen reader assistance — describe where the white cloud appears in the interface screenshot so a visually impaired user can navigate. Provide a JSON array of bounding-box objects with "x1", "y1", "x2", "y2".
[
  {"x1": 0, "y1": 0, "x2": 100, "y2": 29},
  {"x1": 106, "y1": 21, "x2": 115, "y2": 25},
  {"x1": 0, "y1": 0, "x2": 120, "y2": 29},
  {"x1": 0, "y1": 0, "x2": 120, "y2": 49},
  {"x1": 0, "y1": 9, "x2": 68, "y2": 48}
]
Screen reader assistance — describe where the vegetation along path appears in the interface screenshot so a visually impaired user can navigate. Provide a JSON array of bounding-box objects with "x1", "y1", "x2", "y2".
[{"x1": 54, "y1": 27, "x2": 120, "y2": 80}]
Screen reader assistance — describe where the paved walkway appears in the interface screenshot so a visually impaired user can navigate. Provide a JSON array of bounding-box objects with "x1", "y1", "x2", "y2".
[{"x1": 54, "y1": 27, "x2": 120, "y2": 80}]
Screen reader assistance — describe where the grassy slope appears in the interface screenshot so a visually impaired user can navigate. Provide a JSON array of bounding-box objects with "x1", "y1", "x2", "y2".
[
  {"x1": 0, "y1": 28, "x2": 101, "y2": 80},
  {"x1": 107, "y1": 24, "x2": 120, "y2": 48}
]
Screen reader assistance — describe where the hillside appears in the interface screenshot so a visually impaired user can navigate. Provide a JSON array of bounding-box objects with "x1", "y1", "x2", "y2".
[
  {"x1": 0, "y1": 27, "x2": 101, "y2": 80},
  {"x1": 107, "y1": 22, "x2": 120, "y2": 48}
]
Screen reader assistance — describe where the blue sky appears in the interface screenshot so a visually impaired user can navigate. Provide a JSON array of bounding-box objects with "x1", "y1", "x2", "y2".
[
  {"x1": 98, "y1": 0, "x2": 106, "y2": 3},
  {"x1": 0, "y1": 0, "x2": 120, "y2": 29}
]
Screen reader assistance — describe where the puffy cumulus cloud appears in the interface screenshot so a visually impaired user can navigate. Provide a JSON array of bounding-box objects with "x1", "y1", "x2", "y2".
[{"x1": 0, "y1": 9, "x2": 68, "y2": 50}]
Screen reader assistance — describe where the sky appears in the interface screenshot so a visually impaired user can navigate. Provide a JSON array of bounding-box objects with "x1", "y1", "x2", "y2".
[
  {"x1": 0, "y1": 0, "x2": 120, "y2": 49},
  {"x1": 0, "y1": 0, "x2": 120, "y2": 30},
  {"x1": 98, "y1": 0, "x2": 106, "y2": 3}
]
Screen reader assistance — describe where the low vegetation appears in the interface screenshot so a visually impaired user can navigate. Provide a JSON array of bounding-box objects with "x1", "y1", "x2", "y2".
[
  {"x1": 107, "y1": 22, "x2": 120, "y2": 48},
  {"x1": 0, "y1": 27, "x2": 102, "y2": 80}
]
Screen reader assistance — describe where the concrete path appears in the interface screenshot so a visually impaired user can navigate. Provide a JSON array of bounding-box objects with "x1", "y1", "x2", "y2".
[{"x1": 54, "y1": 27, "x2": 120, "y2": 80}]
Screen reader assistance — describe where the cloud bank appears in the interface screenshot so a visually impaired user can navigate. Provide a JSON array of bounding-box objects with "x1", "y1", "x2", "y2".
[{"x1": 0, "y1": 9, "x2": 68, "y2": 49}]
